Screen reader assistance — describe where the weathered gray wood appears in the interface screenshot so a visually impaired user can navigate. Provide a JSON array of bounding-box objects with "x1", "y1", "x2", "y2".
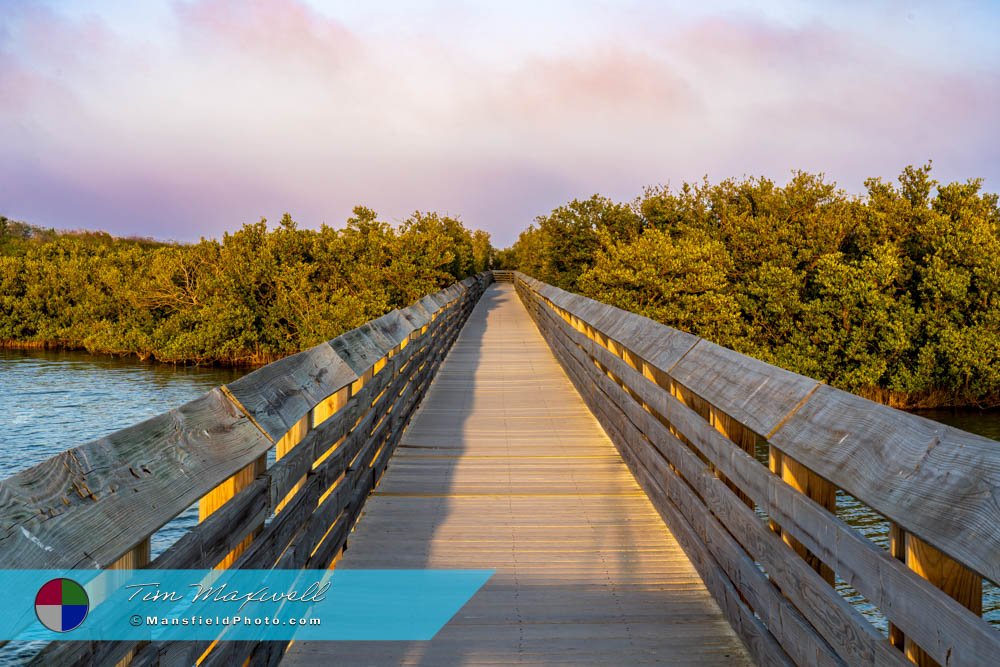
[
  {"x1": 577, "y1": 327, "x2": 1000, "y2": 666},
  {"x1": 34, "y1": 325, "x2": 419, "y2": 667},
  {"x1": 518, "y1": 276, "x2": 701, "y2": 373},
  {"x1": 771, "y1": 384, "x2": 1000, "y2": 585},
  {"x1": 191, "y1": 277, "x2": 485, "y2": 664},
  {"x1": 664, "y1": 339, "x2": 819, "y2": 438},
  {"x1": 29, "y1": 273, "x2": 490, "y2": 667},
  {"x1": 543, "y1": 320, "x2": 819, "y2": 667},
  {"x1": 328, "y1": 324, "x2": 393, "y2": 377},
  {"x1": 519, "y1": 271, "x2": 1000, "y2": 667},
  {"x1": 537, "y1": 303, "x2": 843, "y2": 667},
  {"x1": 158, "y1": 476, "x2": 270, "y2": 570},
  {"x1": 0, "y1": 388, "x2": 272, "y2": 569},
  {"x1": 283, "y1": 281, "x2": 751, "y2": 667},
  {"x1": 367, "y1": 310, "x2": 416, "y2": 349},
  {"x1": 198, "y1": 289, "x2": 479, "y2": 665},
  {"x1": 225, "y1": 342, "x2": 359, "y2": 441},
  {"x1": 531, "y1": 294, "x2": 907, "y2": 667}
]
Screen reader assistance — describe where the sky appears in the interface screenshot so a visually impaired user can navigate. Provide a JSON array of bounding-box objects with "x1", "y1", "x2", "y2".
[{"x1": 1, "y1": 1, "x2": 998, "y2": 247}]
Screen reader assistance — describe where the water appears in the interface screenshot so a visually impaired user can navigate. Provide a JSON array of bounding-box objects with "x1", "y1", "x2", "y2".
[
  {"x1": 815, "y1": 410, "x2": 999, "y2": 635},
  {"x1": 0, "y1": 349, "x2": 255, "y2": 555},
  {"x1": 0, "y1": 349, "x2": 246, "y2": 665},
  {"x1": 0, "y1": 350, "x2": 997, "y2": 660}
]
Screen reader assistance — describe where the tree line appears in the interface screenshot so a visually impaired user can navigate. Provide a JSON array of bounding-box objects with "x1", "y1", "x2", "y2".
[
  {"x1": 498, "y1": 165, "x2": 1000, "y2": 409},
  {"x1": 0, "y1": 208, "x2": 493, "y2": 365}
]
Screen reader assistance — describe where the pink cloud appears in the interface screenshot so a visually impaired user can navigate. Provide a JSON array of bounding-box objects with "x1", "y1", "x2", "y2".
[
  {"x1": 173, "y1": 0, "x2": 359, "y2": 67},
  {"x1": 0, "y1": 2, "x2": 997, "y2": 247},
  {"x1": 506, "y1": 48, "x2": 697, "y2": 115}
]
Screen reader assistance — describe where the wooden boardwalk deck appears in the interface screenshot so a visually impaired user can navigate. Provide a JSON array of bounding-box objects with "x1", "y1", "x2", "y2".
[{"x1": 283, "y1": 282, "x2": 752, "y2": 666}]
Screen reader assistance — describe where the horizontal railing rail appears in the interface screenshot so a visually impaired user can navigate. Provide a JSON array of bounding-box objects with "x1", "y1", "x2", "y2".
[
  {"x1": 492, "y1": 269, "x2": 514, "y2": 282},
  {"x1": 514, "y1": 272, "x2": 999, "y2": 667},
  {"x1": 0, "y1": 272, "x2": 493, "y2": 666}
]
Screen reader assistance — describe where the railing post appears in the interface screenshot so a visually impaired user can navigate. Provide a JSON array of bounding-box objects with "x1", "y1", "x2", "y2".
[
  {"x1": 889, "y1": 522, "x2": 906, "y2": 650},
  {"x1": 768, "y1": 445, "x2": 783, "y2": 535},
  {"x1": 708, "y1": 408, "x2": 758, "y2": 509},
  {"x1": 199, "y1": 453, "x2": 267, "y2": 569},
  {"x1": 904, "y1": 534, "x2": 983, "y2": 666},
  {"x1": 109, "y1": 538, "x2": 151, "y2": 667},
  {"x1": 777, "y1": 454, "x2": 836, "y2": 584},
  {"x1": 275, "y1": 412, "x2": 312, "y2": 513}
]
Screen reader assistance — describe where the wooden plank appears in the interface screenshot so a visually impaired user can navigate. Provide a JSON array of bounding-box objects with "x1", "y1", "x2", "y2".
[
  {"x1": 329, "y1": 324, "x2": 393, "y2": 377},
  {"x1": 539, "y1": 307, "x2": 840, "y2": 666},
  {"x1": 534, "y1": 302, "x2": 906, "y2": 667},
  {"x1": 889, "y1": 523, "x2": 906, "y2": 650},
  {"x1": 199, "y1": 453, "x2": 267, "y2": 568},
  {"x1": 534, "y1": 291, "x2": 1000, "y2": 667},
  {"x1": 33, "y1": 538, "x2": 155, "y2": 667},
  {"x1": 225, "y1": 343, "x2": 358, "y2": 442},
  {"x1": 779, "y1": 454, "x2": 837, "y2": 584},
  {"x1": 769, "y1": 383, "x2": 1000, "y2": 584},
  {"x1": 284, "y1": 281, "x2": 751, "y2": 667},
  {"x1": 905, "y1": 534, "x2": 983, "y2": 666},
  {"x1": 666, "y1": 339, "x2": 820, "y2": 439},
  {"x1": 46, "y1": 275, "x2": 489, "y2": 667},
  {"x1": 543, "y1": 322, "x2": 828, "y2": 667},
  {"x1": 368, "y1": 309, "x2": 418, "y2": 349},
  {"x1": 149, "y1": 276, "x2": 488, "y2": 665},
  {"x1": 203, "y1": 315, "x2": 464, "y2": 665},
  {"x1": 0, "y1": 388, "x2": 272, "y2": 569},
  {"x1": 196, "y1": 276, "x2": 488, "y2": 665}
]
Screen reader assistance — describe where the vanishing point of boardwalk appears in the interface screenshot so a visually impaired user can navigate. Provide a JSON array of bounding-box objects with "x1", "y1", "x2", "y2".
[
  {"x1": 9, "y1": 274, "x2": 991, "y2": 666},
  {"x1": 283, "y1": 283, "x2": 751, "y2": 665}
]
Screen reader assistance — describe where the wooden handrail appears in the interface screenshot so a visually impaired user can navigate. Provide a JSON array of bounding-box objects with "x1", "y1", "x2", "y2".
[
  {"x1": 492, "y1": 269, "x2": 515, "y2": 282},
  {"x1": 513, "y1": 271, "x2": 999, "y2": 667},
  {"x1": 0, "y1": 272, "x2": 492, "y2": 666}
]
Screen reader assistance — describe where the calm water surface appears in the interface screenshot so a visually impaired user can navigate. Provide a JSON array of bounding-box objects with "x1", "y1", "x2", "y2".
[
  {"x1": 0, "y1": 350, "x2": 997, "y2": 660},
  {"x1": 0, "y1": 350, "x2": 246, "y2": 665},
  {"x1": 834, "y1": 410, "x2": 1000, "y2": 633}
]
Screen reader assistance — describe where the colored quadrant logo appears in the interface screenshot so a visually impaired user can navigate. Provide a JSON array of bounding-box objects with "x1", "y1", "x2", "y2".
[{"x1": 35, "y1": 578, "x2": 89, "y2": 632}]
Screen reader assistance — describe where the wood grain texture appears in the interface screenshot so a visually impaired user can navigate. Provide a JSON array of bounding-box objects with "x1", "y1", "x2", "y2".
[
  {"x1": 769, "y1": 383, "x2": 1000, "y2": 584},
  {"x1": 225, "y1": 342, "x2": 358, "y2": 442},
  {"x1": 528, "y1": 280, "x2": 1000, "y2": 667},
  {"x1": 779, "y1": 455, "x2": 837, "y2": 584},
  {"x1": 0, "y1": 388, "x2": 272, "y2": 569},
  {"x1": 283, "y1": 282, "x2": 752, "y2": 667},
  {"x1": 904, "y1": 534, "x2": 983, "y2": 665},
  {"x1": 539, "y1": 311, "x2": 828, "y2": 667},
  {"x1": 520, "y1": 272, "x2": 1000, "y2": 667},
  {"x1": 22, "y1": 270, "x2": 997, "y2": 666},
  {"x1": 27, "y1": 274, "x2": 489, "y2": 667},
  {"x1": 538, "y1": 305, "x2": 908, "y2": 667},
  {"x1": 666, "y1": 339, "x2": 820, "y2": 439}
]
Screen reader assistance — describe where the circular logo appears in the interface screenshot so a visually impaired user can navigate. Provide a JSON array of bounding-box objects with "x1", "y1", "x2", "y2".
[{"x1": 35, "y1": 578, "x2": 89, "y2": 633}]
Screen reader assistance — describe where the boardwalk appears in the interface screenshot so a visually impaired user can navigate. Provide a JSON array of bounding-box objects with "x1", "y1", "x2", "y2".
[{"x1": 283, "y1": 282, "x2": 751, "y2": 666}]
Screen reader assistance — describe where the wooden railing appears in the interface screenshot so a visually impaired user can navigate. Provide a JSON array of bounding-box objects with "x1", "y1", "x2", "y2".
[
  {"x1": 492, "y1": 269, "x2": 514, "y2": 282},
  {"x1": 514, "y1": 272, "x2": 999, "y2": 667},
  {"x1": 0, "y1": 272, "x2": 492, "y2": 666}
]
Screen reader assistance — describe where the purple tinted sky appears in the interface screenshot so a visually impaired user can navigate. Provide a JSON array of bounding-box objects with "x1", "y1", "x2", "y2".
[{"x1": 2, "y1": 0, "x2": 998, "y2": 246}]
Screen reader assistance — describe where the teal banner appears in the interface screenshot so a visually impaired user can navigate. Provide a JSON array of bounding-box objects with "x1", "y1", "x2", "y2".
[{"x1": 0, "y1": 569, "x2": 493, "y2": 641}]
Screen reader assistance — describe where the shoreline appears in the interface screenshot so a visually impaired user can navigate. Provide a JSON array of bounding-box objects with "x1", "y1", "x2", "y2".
[
  {"x1": 0, "y1": 340, "x2": 281, "y2": 369},
  {"x1": 4, "y1": 339, "x2": 997, "y2": 413}
]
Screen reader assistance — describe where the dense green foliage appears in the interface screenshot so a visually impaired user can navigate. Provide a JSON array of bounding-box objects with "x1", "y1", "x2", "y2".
[
  {"x1": 0, "y1": 209, "x2": 493, "y2": 365},
  {"x1": 501, "y1": 166, "x2": 1000, "y2": 408}
]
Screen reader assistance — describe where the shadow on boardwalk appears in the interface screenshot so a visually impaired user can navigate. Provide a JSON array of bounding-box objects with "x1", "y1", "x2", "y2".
[{"x1": 282, "y1": 283, "x2": 751, "y2": 666}]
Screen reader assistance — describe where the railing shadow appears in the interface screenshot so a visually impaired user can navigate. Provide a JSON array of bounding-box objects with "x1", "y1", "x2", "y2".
[
  {"x1": 301, "y1": 283, "x2": 501, "y2": 665},
  {"x1": 300, "y1": 281, "x2": 747, "y2": 665}
]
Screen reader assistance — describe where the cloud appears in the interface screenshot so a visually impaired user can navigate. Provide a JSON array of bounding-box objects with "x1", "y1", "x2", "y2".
[
  {"x1": 1, "y1": 1, "x2": 997, "y2": 246},
  {"x1": 173, "y1": 0, "x2": 359, "y2": 67}
]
